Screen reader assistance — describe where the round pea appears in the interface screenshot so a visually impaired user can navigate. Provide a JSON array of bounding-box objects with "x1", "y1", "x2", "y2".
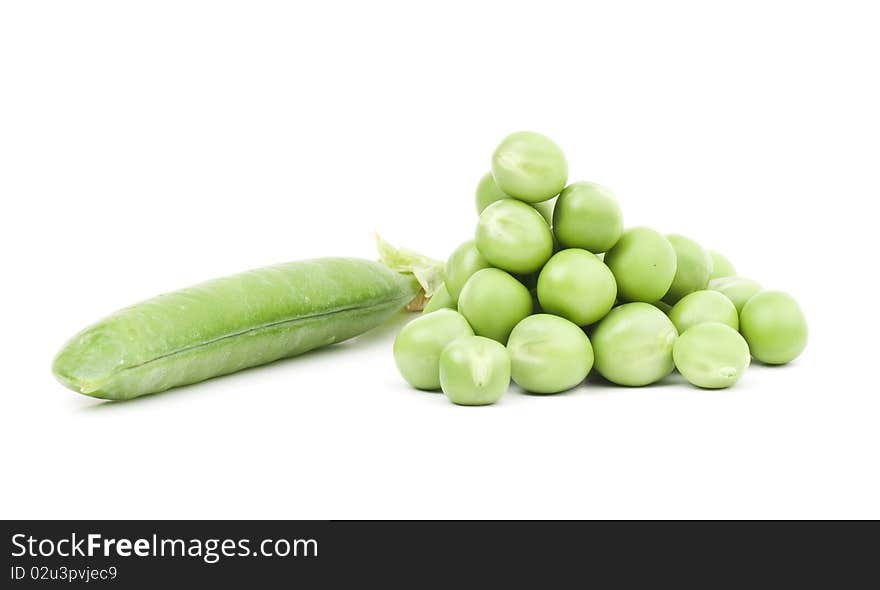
[
  {"x1": 439, "y1": 335, "x2": 510, "y2": 406},
  {"x1": 475, "y1": 171, "x2": 509, "y2": 213},
  {"x1": 507, "y1": 314, "x2": 594, "y2": 394},
  {"x1": 393, "y1": 309, "x2": 474, "y2": 390},
  {"x1": 552, "y1": 181, "x2": 623, "y2": 253},
  {"x1": 474, "y1": 172, "x2": 510, "y2": 214},
  {"x1": 537, "y1": 249, "x2": 617, "y2": 326},
  {"x1": 532, "y1": 197, "x2": 556, "y2": 226},
  {"x1": 708, "y1": 250, "x2": 736, "y2": 279},
  {"x1": 475, "y1": 171, "x2": 556, "y2": 224},
  {"x1": 663, "y1": 234, "x2": 712, "y2": 304},
  {"x1": 475, "y1": 199, "x2": 554, "y2": 274},
  {"x1": 603, "y1": 227, "x2": 677, "y2": 302},
  {"x1": 668, "y1": 290, "x2": 738, "y2": 334},
  {"x1": 458, "y1": 268, "x2": 533, "y2": 343},
  {"x1": 591, "y1": 303, "x2": 677, "y2": 386},
  {"x1": 422, "y1": 283, "x2": 456, "y2": 314},
  {"x1": 673, "y1": 322, "x2": 750, "y2": 389},
  {"x1": 444, "y1": 240, "x2": 491, "y2": 301},
  {"x1": 491, "y1": 131, "x2": 568, "y2": 203},
  {"x1": 740, "y1": 291, "x2": 808, "y2": 364},
  {"x1": 708, "y1": 276, "x2": 763, "y2": 314}
]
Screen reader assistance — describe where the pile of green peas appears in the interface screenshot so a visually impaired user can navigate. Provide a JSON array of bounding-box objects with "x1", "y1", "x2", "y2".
[{"x1": 394, "y1": 131, "x2": 808, "y2": 405}]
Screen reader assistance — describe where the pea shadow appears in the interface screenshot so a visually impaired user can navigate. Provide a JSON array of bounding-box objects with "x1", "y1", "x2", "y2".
[
  {"x1": 512, "y1": 384, "x2": 582, "y2": 398},
  {"x1": 587, "y1": 370, "x2": 690, "y2": 389},
  {"x1": 748, "y1": 358, "x2": 801, "y2": 369},
  {"x1": 75, "y1": 310, "x2": 416, "y2": 413},
  {"x1": 510, "y1": 369, "x2": 692, "y2": 398}
]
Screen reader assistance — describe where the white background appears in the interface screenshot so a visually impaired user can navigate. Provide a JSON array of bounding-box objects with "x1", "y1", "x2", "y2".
[{"x1": 1, "y1": 1, "x2": 878, "y2": 519}]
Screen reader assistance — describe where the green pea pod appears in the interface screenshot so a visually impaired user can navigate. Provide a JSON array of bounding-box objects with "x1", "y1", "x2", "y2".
[{"x1": 53, "y1": 239, "x2": 443, "y2": 400}]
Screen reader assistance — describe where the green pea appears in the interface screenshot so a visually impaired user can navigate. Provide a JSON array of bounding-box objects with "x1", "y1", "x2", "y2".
[
  {"x1": 491, "y1": 131, "x2": 568, "y2": 203},
  {"x1": 458, "y1": 268, "x2": 533, "y2": 343},
  {"x1": 603, "y1": 227, "x2": 677, "y2": 302},
  {"x1": 591, "y1": 303, "x2": 677, "y2": 386},
  {"x1": 444, "y1": 240, "x2": 491, "y2": 301},
  {"x1": 393, "y1": 308, "x2": 474, "y2": 390},
  {"x1": 668, "y1": 290, "x2": 738, "y2": 334},
  {"x1": 708, "y1": 250, "x2": 736, "y2": 279},
  {"x1": 663, "y1": 234, "x2": 712, "y2": 304},
  {"x1": 552, "y1": 181, "x2": 623, "y2": 253},
  {"x1": 475, "y1": 170, "x2": 556, "y2": 226},
  {"x1": 708, "y1": 276, "x2": 763, "y2": 314},
  {"x1": 673, "y1": 322, "x2": 750, "y2": 389},
  {"x1": 739, "y1": 291, "x2": 808, "y2": 364},
  {"x1": 475, "y1": 171, "x2": 509, "y2": 213},
  {"x1": 537, "y1": 249, "x2": 617, "y2": 326},
  {"x1": 440, "y1": 335, "x2": 510, "y2": 406},
  {"x1": 475, "y1": 199, "x2": 554, "y2": 274},
  {"x1": 532, "y1": 197, "x2": 556, "y2": 226},
  {"x1": 507, "y1": 314, "x2": 593, "y2": 394},
  {"x1": 422, "y1": 283, "x2": 456, "y2": 314}
]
